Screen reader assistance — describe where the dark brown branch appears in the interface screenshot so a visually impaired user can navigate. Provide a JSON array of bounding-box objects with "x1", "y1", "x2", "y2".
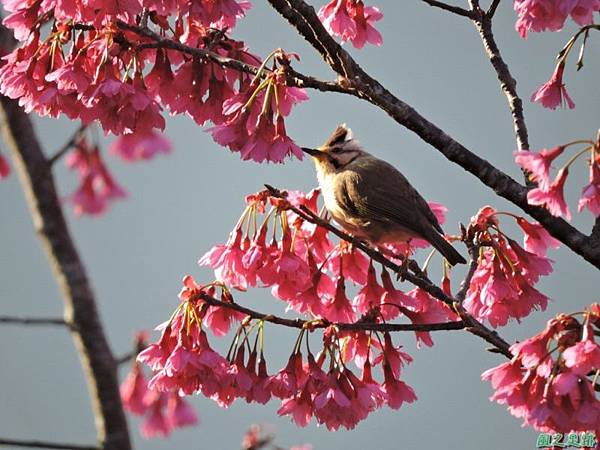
[
  {"x1": 421, "y1": 0, "x2": 475, "y2": 18},
  {"x1": 487, "y1": 0, "x2": 501, "y2": 17},
  {"x1": 0, "y1": 95, "x2": 131, "y2": 449},
  {"x1": 0, "y1": 316, "x2": 69, "y2": 326},
  {"x1": 265, "y1": 0, "x2": 600, "y2": 271},
  {"x1": 455, "y1": 242, "x2": 480, "y2": 303},
  {"x1": 265, "y1": 185, "x2": 512, "y2": 358},
  {"x1": 0, "y1": 438, "x2": 98, "y2": 450},
  {"x1": 198, "y1": 292, "x2": 466, "y2": 332},
  {"x1": 48, "y1": 124, "x2": 86, "y2": 166}
]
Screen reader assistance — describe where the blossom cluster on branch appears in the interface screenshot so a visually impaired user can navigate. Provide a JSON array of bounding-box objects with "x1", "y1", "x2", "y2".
[
  {"x1": 483, "y1": 305, "x2": 600, "y2": 437},
  {"x1": 128, "y1": 187, "x2": 562, "y2": 435},
  {"x1": 516, "y1": 135, "x2": 600, "y2": 219},
  {"x1": 463, "y1": 206, "x2": 555, "y2": 328},
  {"x1": 120, "y1": 332, "x2": 199, "y2": 437},
  {"x1": 514, "y1": 0, "x2": 599, "y2": 38},
  {"x1": 0, "y1": 0, "x2": 309, "y2": 167}
]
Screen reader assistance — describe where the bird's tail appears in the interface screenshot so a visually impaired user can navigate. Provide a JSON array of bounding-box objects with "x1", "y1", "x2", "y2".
[{"x1": 428, "y1": 231, "x2": 467, "y2": 266}]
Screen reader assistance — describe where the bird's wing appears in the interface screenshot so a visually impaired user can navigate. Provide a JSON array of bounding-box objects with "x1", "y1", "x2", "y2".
[{"x1": 339, "y1": 157, "x2": 444, "y2": 235}]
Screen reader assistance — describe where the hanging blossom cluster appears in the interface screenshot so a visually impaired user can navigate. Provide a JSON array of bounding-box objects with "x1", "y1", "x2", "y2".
[
  {"x1": 0, "y1": 0, "x2": 308, "y2": 164},
  {"x1": 61, "y1": 128, "x2": 171, "y2": 216},
  {"x1": 120, "y1": 332, "x2": 198, "y2": 438},
  {"x1": 483, "y1": 305, "x2": 600, "y2": 437},
  {"x1": 463, "y1": 206, "x2": 556, "y2": 328},
  {"x1": 514, "y1": 0, "x2": 599, "y2": 38},
  {"x1": 516, "y1": 135, "x2": 600, "y2": 219},
  {"x1": 134, "y1": 187, "x2": 470, "y2": 431},
  {"x1": 318, "y1": 0, "x2": 383, "y2": 49},
  {"x1": 523, "y1": 4, "x2": 599, "y2": 111},
  {"x1": 137, "y1": 276, "x2": 417, "y2": 431},
  {"x1": 209, "y1": 50, "x2": 308, "y2": 163}
]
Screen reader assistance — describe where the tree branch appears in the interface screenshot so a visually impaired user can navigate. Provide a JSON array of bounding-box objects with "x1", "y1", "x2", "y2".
[
  {"x1": 455, "y1": 243, "x2": 480, "y2": 303},
  {"x1": 198, "y1": 292, "x2": 466, "y2": 332},
  {"x1": 488, "y1": 0, "x2": 501, "y2": 18},
  {"x1": 0, "y1": 86, "x2": 131, "y2": 450},
  {"x1": 0, "y1": 438, "x2": 98, "y2": 450},
  {"x1": 0, "y1": 316, "x2": 69, "y2": 326},
  {"x1": 421, "y1": 0, "x2": 475, "y2": 18},
  {"x1": 265, "y1": 0, "x2": 599, "y2": 271},
  {"x1": 114, "y1": 21, "x2": 350, "y2": 95}
]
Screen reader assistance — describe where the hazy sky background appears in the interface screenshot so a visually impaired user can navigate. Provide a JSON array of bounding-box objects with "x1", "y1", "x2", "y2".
[{"x1": 1, "y1": 2, "x2": 599, "y2": 449}]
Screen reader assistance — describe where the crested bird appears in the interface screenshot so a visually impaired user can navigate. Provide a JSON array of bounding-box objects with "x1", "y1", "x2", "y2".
[{"x1": 302, "y1": 124, "x2": 466, "y2": 266}]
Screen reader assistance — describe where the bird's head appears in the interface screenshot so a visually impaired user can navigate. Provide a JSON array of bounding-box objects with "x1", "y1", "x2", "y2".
[{"x1": 302, "y1": 124, "x2": 367, "y2": 174}]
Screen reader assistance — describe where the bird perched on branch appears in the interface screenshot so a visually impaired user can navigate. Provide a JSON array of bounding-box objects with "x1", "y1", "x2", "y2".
[{"x1": 302, "y1": 124, "x2": 466, "y2": 266}]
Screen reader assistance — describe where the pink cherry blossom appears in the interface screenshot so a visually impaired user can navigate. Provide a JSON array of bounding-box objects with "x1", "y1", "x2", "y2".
[
  {"x1": 209, "y1": 67, "x2": 307, "y2": 164},
  {"x1": 140, "y1": 390, "x2": 171, "y2": 438},
  {"x1": 321, "y1": 275, "x2": 356, "y2": 323},
  {"x1": 120, "y1": 363, "x2": 149, "y2": 415},
  {"x1": 277, "y1": 387, "x2": 314, "y2": 427},
  {"x1": 514, "y1": 0, "x2": 600, "y2": 38},
  {"x1": 165, "y1": 393, "x2": 199, "y2": 428},
  {"x1": 527, "y1": 167, "x2": 571, "y2": 220},
  {"x1": 464, "y1": 244, "x2": 549, "y2": 328},
  {"x1": 562, "y1": 324, "x2": 600, "y2": 376},
  {"x1": 259, "y1": 231, "x2": 311, "y2": 301},
  {"x1": 353, "y1": 261, "x2": 385, "y2": 314},
  {"x1": 531, "y1": 63, "x2": 575, "y2": 110},
  {"x1": 109, "y1": 129, "x2": 171, "y2": 162},
  {"x1": 341, "y1": 331, "x2": 375, "y2": 367},
  {"x1": 402, "y1": 287, "x2": 456, "y2": 346},
  {"x1": 138, "y1": 390, "x2": 197, "y2": 438},
  {"x1": 199, "y1": 228, "x2": 251, "y2": 290},
  {"x1": 318, "y1": 0, "x2": 384, "y2": 49},
  {"x1": 514, "y1": 146, "x2": 565, "y2": 189},
  {"x1": 269, "y1": 352, "x2": 307, "y2": 400},
  {"x1": 328, "y1": 242, "x2": 369, "y2": 285},
  {"x1": 516, "y1": 218, "x2": 560, "y2": 256},
  {"x1": 380, "y1": 267, "x2": 414, "y2": 321},
  {"x1": 202, "y1": 288, "x2": 246, "y2": 337},
  {"x1": 483, "y1": 311, "x2": 600, "y2": 434},
  {"x1": 578, "y1": 161, "x2": 600, "y2": 216},
  {"x1": 382, "y1": 362, "x2": 417, "y2": 410},
  {"x1": 66, "y1": 144, "x2": 127, "y2": 217}
]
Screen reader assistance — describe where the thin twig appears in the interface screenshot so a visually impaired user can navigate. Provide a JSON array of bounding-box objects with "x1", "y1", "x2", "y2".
[
  {"x1": 198, "y1": 292, "x2": 466, "y2": 332},
  {"x1": 48, "y1": 124, "x2": 86, "y2": 166},
  {"x1": 421, "y1": 0, "x2": 475, "y2": 18},
  {"x1": 0, "y1": 316, "x2": 69, "y2": 326},
  {"x1": 0, "y1": 438, "x2": 98, "y2": 450},
  {"x1": 455, "y1": 244, "x2": 480, "y2": 302},
  {"x1": 470, "y1": 6, "x2": 530, "y2": 152}
]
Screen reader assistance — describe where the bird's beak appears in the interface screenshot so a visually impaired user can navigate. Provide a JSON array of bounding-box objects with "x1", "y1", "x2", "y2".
[{"x1": 301, "y1": 147, "x2": 326, "y2": 159}]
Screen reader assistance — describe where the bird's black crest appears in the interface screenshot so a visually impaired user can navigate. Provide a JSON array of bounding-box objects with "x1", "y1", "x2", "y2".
[{"x1": 323, "y1": 124, "x2": 351, "y2": 148}]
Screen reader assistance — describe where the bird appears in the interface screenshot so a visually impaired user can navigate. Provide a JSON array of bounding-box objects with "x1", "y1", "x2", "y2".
[{"x1": 301, "y1": 124, "x2": 466, "y2": 266}]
